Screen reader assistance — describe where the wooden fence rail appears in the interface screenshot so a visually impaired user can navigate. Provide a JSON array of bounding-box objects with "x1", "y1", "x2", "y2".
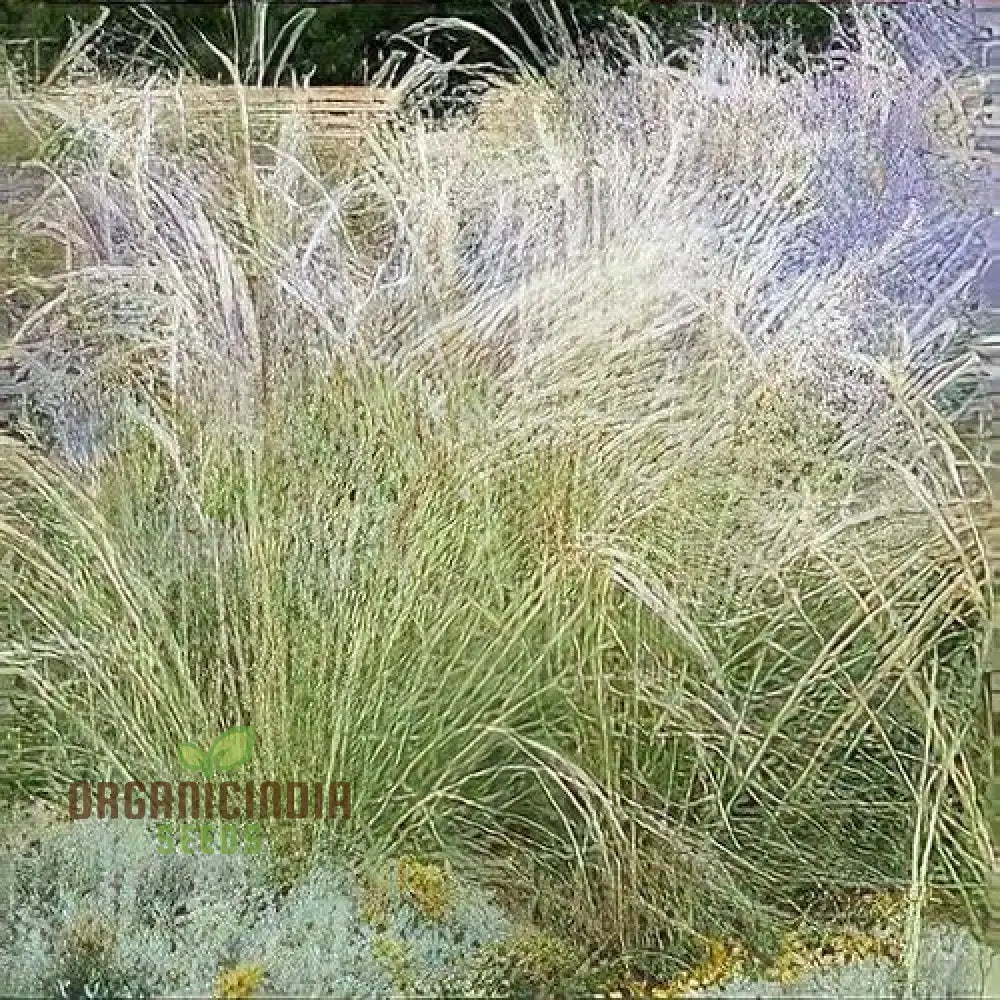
[{"x1": 39, "y1": 82, "x2": 403, "y2": 143}]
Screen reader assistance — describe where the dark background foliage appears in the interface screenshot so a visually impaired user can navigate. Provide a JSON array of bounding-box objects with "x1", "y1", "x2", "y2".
[{"x1": 1, "y1": 1, "x2": 844, "y2": 85}]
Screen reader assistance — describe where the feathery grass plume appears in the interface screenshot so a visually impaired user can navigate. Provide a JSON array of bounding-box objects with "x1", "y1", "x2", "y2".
[{"x1": 0, "y1": 0, "x2": 992, "y2": 984}]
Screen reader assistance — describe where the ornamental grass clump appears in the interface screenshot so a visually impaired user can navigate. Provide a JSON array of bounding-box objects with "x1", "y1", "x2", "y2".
[{"x1": 0, "y1": 0, "x2": 992, "y2": 989}]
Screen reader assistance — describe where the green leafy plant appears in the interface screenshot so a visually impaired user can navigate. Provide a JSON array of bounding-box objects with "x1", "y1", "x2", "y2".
[{"x1": 178, "y1": 725, "x2": 256, "y2": 781}]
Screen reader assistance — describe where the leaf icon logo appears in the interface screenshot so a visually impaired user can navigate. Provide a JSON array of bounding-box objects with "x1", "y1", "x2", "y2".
[
  {"x1": 209, "y1": 725, "x2": 255, "y2": 774},
  {"x1": 177, "y1": 742, "x2": 209, "y2": 776},
  {"x1": 178, "y1": 725, "x2": 255, "y2": 781}
]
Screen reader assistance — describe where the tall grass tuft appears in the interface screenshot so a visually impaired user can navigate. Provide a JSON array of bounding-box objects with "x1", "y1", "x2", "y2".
[{"x1": 0, "y1": 0, "x2": 992, "y2": 983}]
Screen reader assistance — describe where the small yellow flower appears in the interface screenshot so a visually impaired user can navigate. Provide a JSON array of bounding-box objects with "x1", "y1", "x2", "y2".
[
  {"x1": 213, "y1": 962, "x2": 266, "y2": 1000},
  {"x1": 359, "y1": 874, "x2": 392, "y2": 930},
  {"x1": 396, "y1": 856, "x2": 454, "y2": 922},
  {"x1": 653, "y1": 938, "x2": 745, "y2": 998}
]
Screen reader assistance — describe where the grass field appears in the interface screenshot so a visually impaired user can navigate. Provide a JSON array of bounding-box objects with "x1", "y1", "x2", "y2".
[{"x1": 0, "y1": 2, "x2": 995, "y2": 997}]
